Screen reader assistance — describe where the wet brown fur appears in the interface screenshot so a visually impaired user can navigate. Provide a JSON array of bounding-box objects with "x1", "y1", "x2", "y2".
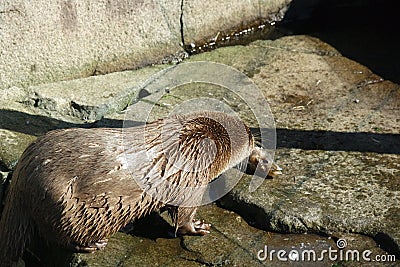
[{"x1": 0, "y1": 112, "x2": 255, "y2": 265}]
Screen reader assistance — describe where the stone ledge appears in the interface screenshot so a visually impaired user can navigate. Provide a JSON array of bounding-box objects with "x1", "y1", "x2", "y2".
[{"x1": 0, "y1": 0, "x2": 291, "y2": 90}]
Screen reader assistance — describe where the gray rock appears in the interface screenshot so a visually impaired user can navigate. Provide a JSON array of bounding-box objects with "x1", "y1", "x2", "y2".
[
  {"x1": 24, "y1": 65, "x2": 168, "y2": 121},
  {"x1": 182, "y1": 0, "x2": 290, "y2": 45},
  {"x1": 219, "y1": 150, "x2": 400, "y2": 238},
  {"x1": 189, "y1": 36, "x2": 400, "y2": 254},
  {"x1": 1, "y1": 32, "x2": 399, "y2": 266},
  {"x1": 70, "y1": 205, "x2": 392, "y2": 267},
  {"x1": 1, "y1": 66, "x2": 186, "y2": 202},
  {"x1": 70, "y1": 35, "x2": 399, "y2": 265},
  {"x1": 0, "y1": 0, "x2": 291, "y2": 90},
  {"x1": 0, "y1": 88, "x2": 76, "y2": 170},
  {"x1": 0, "y1": 65, "x2": 170, "y2": 170},
  {"x1": 0, "y1": 0, "x2": 183, "y2": 90}
]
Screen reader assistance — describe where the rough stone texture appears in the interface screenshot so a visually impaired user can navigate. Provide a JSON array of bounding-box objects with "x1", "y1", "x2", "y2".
[
  {"x1": 69, "y1": 205, "x2": 392, "y2": 267},
  {"x1": 0, "y1": 88, "x2": 73, "y2": 170},
  {"x1": 0, "y1": 65, "x2": 170, "y2": 172},
  {"x1": 0, "y1": 63, "x2": 173, "y2": 202},
  {"x1": 24, "y1": 65, "x2": 167, "y2": 121},
  {"x1": 0, "y1": 0, "x2": 182, "y2": 90},
  {"x1": 182, "y1": 0, "x2": 290, "y2": 44},
  {"x1": 73, "y1": 35, "x2": 399, "y2": 265},
  {"x1": 219, "y1": 150, "x2": 400, "y2": 241},
  {"x1": 184, "y1": 35, "x2": 400, "y2": 255},
  {"x1": 1, "y1": 34, "x2": 399, "y2": 266},
  {"x1": 0, "y1": 0, "x2": 291, "y2": 90}
]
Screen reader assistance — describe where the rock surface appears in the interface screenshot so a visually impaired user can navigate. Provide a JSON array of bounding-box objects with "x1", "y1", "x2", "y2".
[
  {"x1": 0, "y1": 0, "x2": 290, "y2": 90},
  {"x1": 1, "y1": 33, "x2": 399, "y2": 266},
  {"x1": 0, "y1": 65, "x2": 173, "y2": 168},
  {"x1": 68, "y1": 205, "x2": 394, "y2": 267}
]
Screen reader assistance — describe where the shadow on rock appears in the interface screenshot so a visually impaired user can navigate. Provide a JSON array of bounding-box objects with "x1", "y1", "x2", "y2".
[
  {"x1": 279, "y1": 0, "x2": 400, "y2": 84},
  {"x1": 0, "y1": 109, "x2": 144, "y2": 136},
  {"x1": 275, "y1": 128, "x2": 400, "y2": 155},
  {"x1": 1, "y1": 109, "x2": 398, "y2": 155},
  {"x1": 120, "y1": 212, "x2": 176, "y2": 240}
]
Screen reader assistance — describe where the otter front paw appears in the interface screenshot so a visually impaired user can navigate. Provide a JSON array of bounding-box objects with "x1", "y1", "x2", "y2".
[
  {"x1": 74, "y1": 239, "x2": 108, "y2": 253},
  {"x1": 176, "y1": 219, "x2": 211, "y2": 236}
]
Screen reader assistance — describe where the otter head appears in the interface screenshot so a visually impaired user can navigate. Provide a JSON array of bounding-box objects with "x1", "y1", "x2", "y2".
[
  {"x1": 247, "y1": 146, "x2": 282, "y2": 178},
  {"x1": 176, "y1": 112, "x2": 255, "y2": 178}
]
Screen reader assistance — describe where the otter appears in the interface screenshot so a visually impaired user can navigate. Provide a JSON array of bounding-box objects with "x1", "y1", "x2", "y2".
[{"x1": 0, "y1": 111, "x2": 279, "y2": 265}]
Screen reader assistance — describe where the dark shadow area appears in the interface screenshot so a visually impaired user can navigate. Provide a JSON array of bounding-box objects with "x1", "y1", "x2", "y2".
[
  {"x1": 0, "y1": 109, "x2": 87, "y2": 136},
  {"x1": 120, "y1": 212, "x2": 175, "y2": 240},
  {"x1": 22, "y1": 231, "x2": 76, "y2": 267},
  {"x1": 1, "y1": 109, "x2": 399, "y2": 156},
  {"x1": 275, "y1": 128, "x2": 400, "y2": 155},
  {"x1": 22, "y1": 246, "x2": 74, "y2": 267},
  {"x1": 217, "y1": 193, "x2": 270, "y2": 231},
  {"x1": 0, "y1": 109, "x2": 137, "y2": 136},
  {"x1": 277, "y1": 0, "x2": 400, "y2": 84},
  {"x1": 374, "y1": 232, "x2": 400, "y2": 259},
  {"x1": 251, "y1": 127, "x2": 400, "y2": 155}
]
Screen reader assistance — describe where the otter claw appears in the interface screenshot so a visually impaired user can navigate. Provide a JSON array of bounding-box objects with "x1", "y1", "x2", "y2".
[
  {"x1": 268, "y1": 162, "x2": 283, "y2": 177},
  {"x1": 95, "y1": 239, "x2": 108, "y2": 250},
  {"x1": 75, "y1": 239, "x2": 108, "y2": 253},
  {"x1": 176, "y1": 219, "x2": 211, "y2": 236},
  {"x1": 192, "y1": 219, "x2": 211, "y2": 235}
]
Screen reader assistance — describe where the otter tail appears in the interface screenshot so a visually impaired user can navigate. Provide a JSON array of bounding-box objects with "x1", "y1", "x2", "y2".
[{"x1": 0, "y1": 191, "x2": 32, "y2": 266}]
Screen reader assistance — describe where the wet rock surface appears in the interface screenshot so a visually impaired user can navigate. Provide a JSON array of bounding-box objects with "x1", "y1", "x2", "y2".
[
  {"x1": 67, "y1": 205, "x2": 395, "y2": 266},
  {"x1": 1, "y1": 33, "x2": 399, "y2": 267}
]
